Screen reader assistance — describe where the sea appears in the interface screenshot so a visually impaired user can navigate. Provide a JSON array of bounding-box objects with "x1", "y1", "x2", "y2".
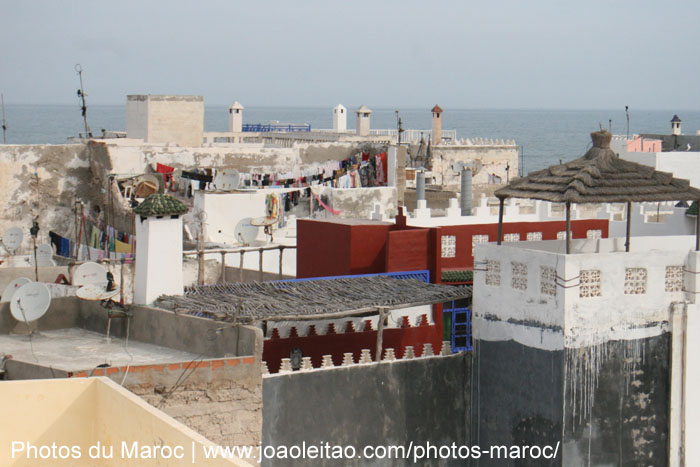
[{"x1": 2, "y1": 104, "x2": 700, "y2": 175}]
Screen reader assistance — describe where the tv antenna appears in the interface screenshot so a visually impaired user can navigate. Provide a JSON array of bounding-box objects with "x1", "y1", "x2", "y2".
[
  {"x1": 75, "y1": 64, "x2": 91, "y2": 138},
  {"x1": 625, "y1": 105, "x2": 630, "y2": 139},
  {"x1": 395, "y1": 110, "x2": 404, "y2": 145},
  {"x1": 1, "y1": 93, "x2": 6, "y2": 144}
]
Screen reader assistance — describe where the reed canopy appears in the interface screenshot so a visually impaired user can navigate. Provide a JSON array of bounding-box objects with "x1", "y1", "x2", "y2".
[{"x1": 494, "y1": 130, "x2": 700, "y2": 253}]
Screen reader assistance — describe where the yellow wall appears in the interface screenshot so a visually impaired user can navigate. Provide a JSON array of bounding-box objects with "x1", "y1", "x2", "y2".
[{"x1": 0, "y1": 378, "x2": 250, "y2": 466}]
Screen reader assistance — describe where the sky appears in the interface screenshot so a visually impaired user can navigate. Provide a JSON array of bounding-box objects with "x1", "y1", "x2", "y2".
[{"x1": 1, "y1": 0, "x2": 699, "y2": 110}]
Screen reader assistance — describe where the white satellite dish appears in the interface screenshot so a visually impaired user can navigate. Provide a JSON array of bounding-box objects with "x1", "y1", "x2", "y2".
[
  {"x1": 29, "y1": 243, "x2": 56, "y2": 267},
  {"x1": 10, "y1": 282, "x2": 51, "y2": 322},
  {"x1": 452, "y1": 160, "x2": 483, "y2": 176},
  {"x1": 73, "y1": 262, "x2": 108, "y2": 287},
  {"x1": 234, "y1": 217, "x2": 259, "y2": 245},
  {"x1": 76, "y1": 284, "x2": 119, "y2": 301},
  {"x1": 213, "y1": 169, "x2": 240, "y2": 191},
  {"x1": 2, "y1": 227, "x2": 23, "y2": 254},
  {"x1": 1, "y1": 277, "x2": 32, "y2": 303}
]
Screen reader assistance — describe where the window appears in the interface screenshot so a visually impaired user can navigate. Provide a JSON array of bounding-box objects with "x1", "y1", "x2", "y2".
[
  {"x1": 485, "y1": 260, "x2": 501, "y2": 286},
  {"x1": 665, "y1": 265, "x2": 683, "y2": 292},
  {"x1": 504, "y1": 233, "x2": 520, "y2": 242},
  {"x1": 441, "y1": 235, "x2": 456, "y2": 258},
  {"x1": 540, "y1": 266, "x2": 557, "y2": 296},
  {"x1": 511, "y1": 262, "x2": 528, "y2": 291},
  {"x1": 580, "y1": 270, "x2": 602, "y2": 298},
  {"x1": 557, "y1": 231, "x2": 572, "y2": 240},
  {"x1": 624, "y1": 268, "x2": 647, "y2": 295},
  {"x1": 527, "y1": 232, "x2": 543, "y2": 241},
  {"x1": 586, "y1": 229, "x2": 602, "y2": 239}
]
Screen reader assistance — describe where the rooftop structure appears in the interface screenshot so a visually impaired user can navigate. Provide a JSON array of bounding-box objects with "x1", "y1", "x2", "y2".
[
  {"x1": 496, "y1": 130, "x2": 700, "y2": 252},
  {"x1": 156, "y1": 276, "x2": 470, "y2": 323}
]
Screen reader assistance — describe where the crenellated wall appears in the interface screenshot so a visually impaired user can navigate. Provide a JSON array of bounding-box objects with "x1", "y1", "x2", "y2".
[{"x1": 262, "y1": 348, "x2": 470, "y2": 467}]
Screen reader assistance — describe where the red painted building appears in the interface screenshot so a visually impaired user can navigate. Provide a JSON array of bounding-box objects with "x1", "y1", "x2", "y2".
[
  {"x1": 297, "y1": 210, "x2": 610, "y2": 284},
  {"x1": 261, "y1": 211, "x2": 610, "y2": 372}
]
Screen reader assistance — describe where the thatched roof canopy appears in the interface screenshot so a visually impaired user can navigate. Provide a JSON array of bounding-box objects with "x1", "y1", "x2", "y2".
[
  {"x1": 155, "y1": 276, "x2": 471, "y2": 323},
  {"x1": 495, "y1": 130, "x2": 700, "y2": 203}
]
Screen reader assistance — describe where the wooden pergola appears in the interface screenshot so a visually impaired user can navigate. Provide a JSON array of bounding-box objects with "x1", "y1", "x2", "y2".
[{"x1": 494, "y1": 130, "x2": 700, "y2": 253}]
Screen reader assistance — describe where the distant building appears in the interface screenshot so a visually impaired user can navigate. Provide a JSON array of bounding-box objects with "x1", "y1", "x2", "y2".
[{"x1": 126, "y1": 94, "x2": 204, "y2": 147}]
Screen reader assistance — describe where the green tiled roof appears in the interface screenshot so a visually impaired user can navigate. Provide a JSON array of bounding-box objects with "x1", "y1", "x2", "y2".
[
  {"x1": 133, "y1": 194, "x2": 188, "y2": 216},
  {"x1": 441, "y1": 269, "x2": 474, "y2": 283}
]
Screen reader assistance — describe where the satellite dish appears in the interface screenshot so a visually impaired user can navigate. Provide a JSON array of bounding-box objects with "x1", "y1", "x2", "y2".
[
  {"x1": 76, "y1": 284, "x2": 119, "y2": 301},
  {"x1": 30, "y1": 243, "x2": 56, "y2": 267},
  {"x1": 452, "y1": 160, "x2": 483, "y2": 176},
  {"x1": 234, "y1": 217, "x2": 259, "y2": 245},
  {"x1": 73, "y1": 262, "x2": 108, "y2": 287},
  {"x1": 10, "y1": 282, "x2": 51, "y2": 322},
  {"x1": 1, "y1": 277, "x2": 32, "y2": 303},
  {"x1": 2, "y1": 227, "x2": 23, "y2": 254},
  {"x1": 212, "y1": 169, "x2": 240, "y2": 191}
]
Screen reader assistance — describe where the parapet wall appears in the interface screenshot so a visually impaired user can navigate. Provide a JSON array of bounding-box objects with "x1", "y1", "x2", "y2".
[{"x1": 262, "y1": 350, "x2": 471, "y2": 467}]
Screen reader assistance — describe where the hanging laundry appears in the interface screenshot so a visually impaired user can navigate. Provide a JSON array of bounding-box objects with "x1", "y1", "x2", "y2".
[
  {"x1": 156, "y1": 163, "x2": 175, "y2": 186},
  {"x1": 375, "y1": 153, "x2": 386, "y2": 185},
  {"x1": 89, "y1": 226, "x2": 101, "y2": 249},
  {"x1": 115, "y1": 239, "x2": 131, "y2": 254}
]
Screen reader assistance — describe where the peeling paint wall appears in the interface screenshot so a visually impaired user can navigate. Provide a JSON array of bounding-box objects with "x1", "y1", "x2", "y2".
[{"x1": 0, "y1": 144, "x2": 101, "y2": 252}]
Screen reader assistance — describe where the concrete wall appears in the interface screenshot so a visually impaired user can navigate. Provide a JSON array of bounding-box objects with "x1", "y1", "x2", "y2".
[
  {"x1": 262, "y1": 353, "x2": 470, "y2": 467},
  {"x1": 126, "y1": 95, "x2": 204, "y2": 147},
  {"x1": 0, "y1": 377, "x2": 247, "y2": 466},
  {"x1": 563, "y1": 335, "x2": 669, "y2": 466},
  {"x1": 1, "y1": 297, "x2": 264, "y2": 448}
]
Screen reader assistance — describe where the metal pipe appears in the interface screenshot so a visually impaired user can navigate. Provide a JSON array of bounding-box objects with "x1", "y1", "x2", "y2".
[
  {"x1": 497, "y1": 197, "x2": 505, "y2": 245},
  {"x1": 696, "y1": 202, "x2": 700, "y2": 251},
  {"x1": 461, "y1": 167, "x2": 472, "y2": 216},
  {"x1": 278, "y1": 246, "x2": 284, "y2": 279},
  {"x1": 566, "y1": 202, "x2": 571, "y2": 254},
  {"x1": 220, "y1": 252, "x2": 226, "y2": 284},
  {"x1": 416, "y1": 171, "x2": 426, "y2": 202},
  {"x1": 625, "y1": 202, "x2": 632, "y2": 252},
  {"x1": 259, "y1": 250, "x2": 264, "y2": 282}
]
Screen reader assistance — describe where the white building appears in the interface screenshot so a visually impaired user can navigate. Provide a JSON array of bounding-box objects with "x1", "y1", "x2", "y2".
[
  {"x1": 333, "y1": 104, "x2": 347, "y2": 132},
  {"x1": 126, "y1": 95, "x2": 204, "y2": 147},
  {"x1": 472, "y1": 235, "x2": 700, "y2": 465}
]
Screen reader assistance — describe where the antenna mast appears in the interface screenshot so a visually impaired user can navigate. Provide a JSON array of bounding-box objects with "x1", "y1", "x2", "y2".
[
  {"x1": 75, "y1": 64, "x2": 91, "y2": 138},
  {"x1": 1, "y1": 93, "x2": 6, "y2": 144}
]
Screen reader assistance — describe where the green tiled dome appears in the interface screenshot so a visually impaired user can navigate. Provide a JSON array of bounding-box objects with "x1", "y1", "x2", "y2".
[{"x1": 133, "y1": 194, "x2": 188, "y2": 216}]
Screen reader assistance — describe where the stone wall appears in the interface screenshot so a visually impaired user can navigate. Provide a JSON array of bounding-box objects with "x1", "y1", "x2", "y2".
[{"x1": 126, "y1": 356, "x2": 262, "y2": 448}]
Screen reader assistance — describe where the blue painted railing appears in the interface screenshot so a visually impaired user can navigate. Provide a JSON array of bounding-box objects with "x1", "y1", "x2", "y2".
[
  {"x1": 242, "y1": 123, "x2": 311, "y2": 133},
  {"x1": 279, "y1": 270, "x2": 430, "y2": 284}
]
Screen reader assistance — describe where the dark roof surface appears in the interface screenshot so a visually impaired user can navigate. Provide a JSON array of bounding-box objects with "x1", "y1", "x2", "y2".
[
  {"x1": 495, "y1": 130, "x2": 700, "y2": 203},
  {"x1": 671, "y1": 115, "x2": 682, "y2": 123},
  {"x1": 133, "y1": 194, "x2": 189, "y2": 216},
  {"x1": 431, "y1": 104, "x2": 443, "y2": 113},
  {"x1": 155, "y1": 276, "x2": 471, "y2": 322}
]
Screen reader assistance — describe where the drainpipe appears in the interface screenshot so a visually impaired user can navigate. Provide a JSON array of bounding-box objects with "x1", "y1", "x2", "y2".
[
  {"x1": 669, "y1": 301, "x2": 686, "y2": 467},
  {"x1": 461, "y1": 167, "x2": 472, "y2": 216},
  {"x1": 416, "y1": 170, "x2": 426, "y2": 202}
]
